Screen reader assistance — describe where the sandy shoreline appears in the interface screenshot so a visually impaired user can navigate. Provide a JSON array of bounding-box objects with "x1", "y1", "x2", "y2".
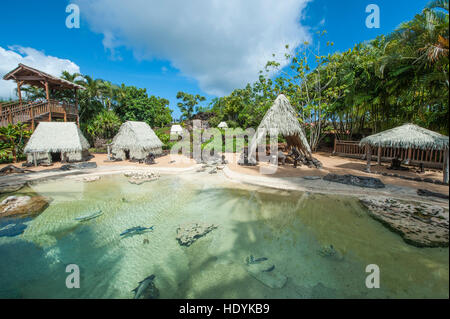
[{"x1": 1, "y1": 152, "x2": 448, "y2": 206}]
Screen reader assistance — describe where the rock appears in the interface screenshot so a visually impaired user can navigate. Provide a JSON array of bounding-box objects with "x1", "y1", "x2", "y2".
[
  {"x1": 0, "y1": 183, "x2": 26, "y2": 194},
  {"x1": 0, "y1": 165, "x2": 33, "y2": 175},
  {"x1": 78, "y1": 176, "x2": 101, "y2": 183},
  {"x1": 317, "y1": 245, "x2": 344, "y2": 261},
  {"x1": 323, "y1": 174, "x2": 385, "y2": 188},
  {"x1": 360, "y1": 196, "x2": 449, "y2": 247},
  {"x1": 208, "y1": 168, "x2": 218, "y2": 174},
  {"x1": 303, "y1": 176, "x2": 322, "y2": 181},
  {"x1": 0, "y1": 195, "x2": 50, "y2": 219},
  {"x1": 417, "y1": 189, "x2": 449, "y2": 200},
  {"x1": 245, "y1": 255, "x2": 287, "y2": 289},
  {"x1": 176, "y1": 222, "x2": 217, "y2": 246},
  {"x1": 125, "y1": 171, "x2": 160, "y2": 185},
  {"x1": 60, "y1": 162, "x2": 97, "y2": 170}
]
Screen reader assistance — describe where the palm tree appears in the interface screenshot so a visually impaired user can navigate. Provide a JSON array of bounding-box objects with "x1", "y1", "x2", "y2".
[{"x1": 100, "y1": 81, "x2": 120, "y2": 110}]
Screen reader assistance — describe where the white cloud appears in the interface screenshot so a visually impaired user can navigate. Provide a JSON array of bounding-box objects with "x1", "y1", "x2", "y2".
[
  {"x1": 0, "y1": 46, "x2": 80, "y2": 99},
  {"x1": 75, "y1": 0, "x2": 311, "y2": 95}
]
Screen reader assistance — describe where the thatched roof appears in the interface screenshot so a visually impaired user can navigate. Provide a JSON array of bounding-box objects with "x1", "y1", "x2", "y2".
[
  {"x1": 248, "y1": 94, "x2": 312, "y2": 159},
  {"x1": 360, "y1": 123, "x2": 449, "y2": 150},
  {"x1": 170, "y1": 124, "x2": 183, "y2": 134},
  {"x1": 24, "y1": 122, "x2": 90, "y2": 153},
  {"x1": 3, "y1": 63, "x2": 85, "y2": 90},
  {"x1": 112, "y1": 121, "x2": 163, "y2": 151},
  {"x1": 218, "y1": 121, "x2": 228, "y2": 128}
]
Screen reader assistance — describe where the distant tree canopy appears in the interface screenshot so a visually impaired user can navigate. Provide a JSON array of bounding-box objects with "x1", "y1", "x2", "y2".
[
  {"x1": 208, "y1": 1, "x2": 449, "y2": 145},
  {"x1": 113, "y1": 85, "x2": 172, "y2": 128},
  {"x1": 176, "y1": 91, "x2": 206, "y2": 120}
]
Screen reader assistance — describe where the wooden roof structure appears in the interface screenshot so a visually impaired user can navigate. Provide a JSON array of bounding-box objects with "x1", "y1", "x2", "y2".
[{"x1": 3, "y1": 63, "x2": 85, "y2": 91}]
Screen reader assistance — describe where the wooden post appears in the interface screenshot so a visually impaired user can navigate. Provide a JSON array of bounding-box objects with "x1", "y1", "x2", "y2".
[
  {"x1": 45, "y1": 81, "x2": 51, "y2": 121},
  {"x1": 74, "y1": 88, "x2": 79, "y2": 127},
  {"x1": 377, "y1": 147, "x2": 382, "y2": 165},
  {"x1": 332, "y1": 137, "x2": 337, "y2": 155},
  {"x1": 17, "y1": 81, "x2": 23, "y2": 107},
  {"x1": 443, "y1": 148, "x2": 449, "y2": 184},
  {"x1": 29, "y1": 107, "x2": 34, "y2": 131},
  {"x1": 405, "y1": 148, "x2": 412, "y2": 165},
  {"x1": 33, "y1": 152, "x2": 37, "y2": 167},
  {"x1": 44, "y1": 81, "x2": 50, "y2": 100},
  {"x1": 365, "y1": 145, "x2": 372, "y2": 173}
]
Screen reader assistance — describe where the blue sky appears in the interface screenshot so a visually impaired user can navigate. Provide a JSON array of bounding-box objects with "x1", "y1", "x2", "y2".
[{"x1": 0, "y1": 0, "x2": 429, "y2": 120}]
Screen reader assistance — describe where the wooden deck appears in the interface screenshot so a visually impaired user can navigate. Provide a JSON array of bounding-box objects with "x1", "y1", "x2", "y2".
[{"x1": 0, "y1": 100, "x2": 78, "y2": 129}]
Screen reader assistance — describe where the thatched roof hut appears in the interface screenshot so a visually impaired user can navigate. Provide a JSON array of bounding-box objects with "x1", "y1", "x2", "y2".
[
  {"x1": 170, "y1": 124, "x2": 183, "y2": 134},
  {"x1": 360, "y1": 123, "x2": 449, "y2": 183},
  {"x1": 111, "y1": 121, "x2": 163, "y2": 160},
  {"x1": 248, "y1": 94, "x2": 312, "y2": 163},
  {"x1": 360, "y1": 123, "x2": 449, "y2": 150},
  {"x1": 170, "y1": 124, "x2": 183, "y2": 140},
  {"x1": 24, "y1": 122, "x2": 90, "y2": 164},
  {"x1": 218, "y1": 121, "x2": 228, "y2": 129}
]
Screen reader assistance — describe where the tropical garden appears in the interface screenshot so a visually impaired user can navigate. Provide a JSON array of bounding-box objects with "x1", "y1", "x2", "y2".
[{"x1": 0, "y1": 1, "x2": 448, "y2": 162}]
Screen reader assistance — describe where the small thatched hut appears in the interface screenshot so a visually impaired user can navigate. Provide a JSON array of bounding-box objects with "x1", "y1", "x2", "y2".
[
  {"x1": 246, "y1": 94, "x2": 319, "y2": 167},
  {"x1": 111, "y1": 121, "x2": 163, "y2": 160},
  {"x1": 24, "y1": 122, "x2": 90, "y2": 164},
  {"x1": 170, "y1": 124, "x2": 183, "y2": 140},
  {"x1": 360, "y1": 123, "x2": 449, "y2": 183},
  {"x1": 218, "y1": 121, "x2": 228, "y2": 129}
]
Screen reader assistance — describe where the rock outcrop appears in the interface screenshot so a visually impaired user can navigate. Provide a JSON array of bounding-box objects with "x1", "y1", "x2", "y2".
[
  {"x1": 60, "y1": 162, "x2": 97, "y2": 171},
  {"x1": 0, "y1": 195, "x2": 50, "y2": 219},
  {"x1": 317, "y1": 245, "x2": 344, "y2": 261},
  {"x1": 176, "y1": 222, "x2": 217, "y2": 246},
  {"x1": 360, "y1": 196, "x2": 449, "y2": 247},
  {"x1": 0, "y1": 183, "x2": 26, "y2": 194},
  {"x1": 78, "y1": 176, "x2": 101, "y2": 182},
  {"x1": 125, "y1": 171, "x2": 160, "y2": 185},
  {"x1": 244, "y1": 255, "x2": 287, "y2": 289},
  {"x1": 324, "y1": 174, "x2": 385, "y2": 188}
]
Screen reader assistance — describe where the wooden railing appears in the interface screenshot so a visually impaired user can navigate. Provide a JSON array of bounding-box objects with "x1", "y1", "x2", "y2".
[
  {"x1": 333, "y1": 139, "x2": 445, "y2": 168},
  {"x1": 0, "y1": 99, "x2": 78, "y2": 127}
]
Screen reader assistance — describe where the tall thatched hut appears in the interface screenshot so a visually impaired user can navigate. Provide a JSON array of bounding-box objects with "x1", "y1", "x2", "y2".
[
  {"x1": 360, "y1": 123, "x2": 449, "y2": 183},
  {"x1": 24, "y1": 122, "x2": 90, "y2": 164},
  {"x1": 247, "y1": 94, "x2": 314, "y2": 165},
  {"x1": 111, "y1": 121, "x2": 163, "y2": 160}
]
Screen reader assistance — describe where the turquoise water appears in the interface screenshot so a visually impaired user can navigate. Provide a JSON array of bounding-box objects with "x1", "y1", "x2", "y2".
[{"x1": 0, "y1": 173, "x2": 448, "y2": 298}]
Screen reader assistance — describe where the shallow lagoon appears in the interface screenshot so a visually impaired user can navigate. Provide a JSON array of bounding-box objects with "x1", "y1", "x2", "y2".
[{"x1": 0, "y1": 173, "x2": 448, "y2": 298}]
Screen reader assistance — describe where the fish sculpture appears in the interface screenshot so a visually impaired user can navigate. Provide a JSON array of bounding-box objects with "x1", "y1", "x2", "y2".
[
  {"x1": 75, "y1": 210, "x2": 103, "y2": 222},
  {"x1": 132, "y1": 274, "x2": 159, "y2": 299},
  {"x1": 0, "y1": 223, "x2": 27, "y2": 237},
  {"x1": 120, "y1": 226, "x2": 154, "y2": 237}
]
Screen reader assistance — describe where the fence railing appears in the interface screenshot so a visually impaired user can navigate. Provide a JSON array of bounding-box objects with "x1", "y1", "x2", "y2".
[
  {"x1": 0, "y1": 99, "x2": 78, "y2": 127},
  {"x1": 333, "y1": 139, "x2": 445, "y2": 169}
]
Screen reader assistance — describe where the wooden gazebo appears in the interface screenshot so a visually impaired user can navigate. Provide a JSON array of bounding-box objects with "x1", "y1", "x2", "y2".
[
  {"x1": 1, "y1": 63, "x2": 85, "y2": 130},
  {"x1": 360, "y1": 123, "x2": 449, "y2": 184}
]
